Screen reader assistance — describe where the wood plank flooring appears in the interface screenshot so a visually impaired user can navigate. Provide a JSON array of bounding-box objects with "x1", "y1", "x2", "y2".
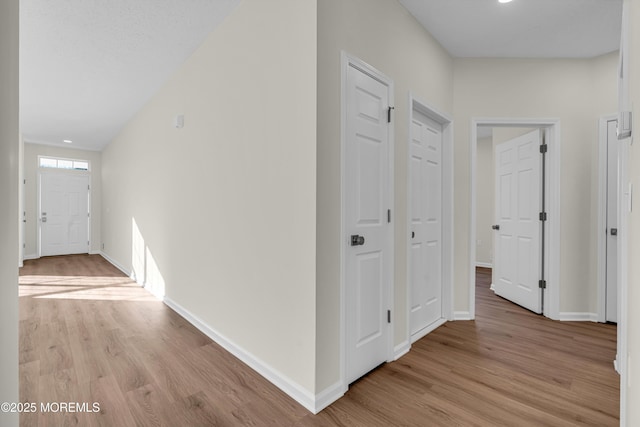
[{"x1": 19, "y1": 257, "x2": 619, "y2": 426}]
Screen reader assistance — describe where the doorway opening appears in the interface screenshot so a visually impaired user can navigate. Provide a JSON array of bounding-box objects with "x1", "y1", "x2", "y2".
[{"x1": 470, "y1": 119, "x2": 560, "y2": 320}]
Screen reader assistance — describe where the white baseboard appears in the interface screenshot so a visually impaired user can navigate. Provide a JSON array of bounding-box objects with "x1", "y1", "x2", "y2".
[
  {"x1": 163, "y1": 296, "x2": 320, "y2": 414},
  {"x1": 558, "y1": 312, "x2": 598, "y2": 322},
  {"x1": 89, "y1": 250, "x2": 101, "y2": 255},
  {"x1": 23, "y1": 253, "x2": 38, "y2": 261},
  {"x1": 453, "y1": 311, "x2": 473, "y2": 321},
  {"x1": 99, "y1": 251, "x2": 131, "y2": 277},
  {"x1": 313, "y1": 381, "x2": 346, "y2": 414},
  {"x1": 394, "y1": 340, "x2": 411, "y2": 360},
  {"x1": 490, "y1": 283, "x2": 495, "y2": 291},
  {"x1": 411, "y1": 318, "x2": 447, "y2": 344},
  {"x1": 476, "y1": 262, "x2": 493, "y2": 268}
]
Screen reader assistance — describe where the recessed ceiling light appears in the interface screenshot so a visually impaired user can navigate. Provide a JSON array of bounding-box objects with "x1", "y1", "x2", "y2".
[
  {"x1": 498, "y1": 0, "x2": 513, "y2": 3},
  {"x1": 63, "y1": 139, "x2": 72, "y2": 144}
]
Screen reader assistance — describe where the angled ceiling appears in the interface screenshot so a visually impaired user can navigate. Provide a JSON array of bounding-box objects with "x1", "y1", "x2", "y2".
[
  {"x1": 20, "y1": 0, "x2": 623, "y2": 152},
  {"x1": 20, "y1": 0, "x2": 241, "y2": 151},
  {"x1": 400, "y1": 0, "x2": 623, "y2": 58}
]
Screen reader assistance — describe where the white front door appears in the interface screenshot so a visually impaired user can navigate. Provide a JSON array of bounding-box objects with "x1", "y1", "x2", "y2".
[
  {"x1": 40, "y1": 173, "x2": 90, "y2": 256},
  {"x1": 409, "y1": 110, "x2": 443, "y2": 338},
  {"x1": 493, "y1": 130, "x2": 542, "y2": 314},
  {"x1": 606, "y1": 119, "x2": 618, "y2": 323},
  {"x1": 345, "y1": 60, "x2": 392, "y2": 384}
]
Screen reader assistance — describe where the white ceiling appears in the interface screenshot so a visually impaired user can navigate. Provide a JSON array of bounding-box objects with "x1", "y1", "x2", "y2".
[
  {"x1": 20, "y1": 0, "x2": 623, "y2": 152},
  {"x1": 400, "y1": 0, "x2": 623, "y2": 58},
  {"x1": 20, "y1": 0, "x2": 240, "y2": 151}
]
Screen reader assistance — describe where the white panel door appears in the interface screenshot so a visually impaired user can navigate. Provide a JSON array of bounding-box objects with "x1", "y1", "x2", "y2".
[
  {"x1": 493, "y1": 130, "x2": 542, "y2": 313},
  {"x1": 345, "y1": 63, "x2": 391, "y2": 384},
  {"x1": 40, "y1": 173, "x2": 90, "y2": 256},
  {"x1": 606, "y1": 119, "x2": 618, "y2": 323},
  {"x1": 410, "y1": 111, "x2": 443, "y2": 337}
]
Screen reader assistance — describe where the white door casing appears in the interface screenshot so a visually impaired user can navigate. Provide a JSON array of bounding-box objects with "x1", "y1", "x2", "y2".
[
  {"x1": 39, "y1": 172, "x2": 90, "y2": 256},
  {"x1": 493, "y1": 130, "x2": 542, "y2": 314},
  {"x1": 344, "y1": 56, "x2": 393, "y2": 384},
  {"x1": 409, "y1": 110, "x2": 443, "y2": 339},
  {"x1": 605, "y1": 119, "x2": 618, "y2": 323}
]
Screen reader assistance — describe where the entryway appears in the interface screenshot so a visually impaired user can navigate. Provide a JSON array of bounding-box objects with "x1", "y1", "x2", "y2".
[
  {"x1": 39, "y1": 171, "x2": 90, "y2": 257},
  {"x1": 471, "y1": 119, "x2": 561, "y2": 320}
]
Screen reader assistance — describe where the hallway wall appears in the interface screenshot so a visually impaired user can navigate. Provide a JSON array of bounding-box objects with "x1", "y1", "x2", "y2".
[{"x1": 0, "y1": 0, "x2": 19, "y2": 425}]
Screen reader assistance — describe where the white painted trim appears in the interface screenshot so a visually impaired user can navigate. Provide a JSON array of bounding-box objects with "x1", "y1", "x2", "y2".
[
  {"x1": 597, "y1": 115, "x2": 618, "y2": 323},
  {"x1": 453, "y1": 311, "x2": 472, "y2": 321},
  {"x1": 89, "y1": 250, "x2": 101, "y2": 255},
  {"x1": 470, "y1": 118, "x2": 561, "y2": 321},
  {"x1": 410, "y1": 318, "x2": 446, "y2": 344},
  {"x1": 313, "y1": 381, "x2": 346, "y2": 414},
  {"x1": 340, "y1": 51, "x2": 395, "y2": 390},
  {"x1": 23, "y1": 253, "x2": 38, "y2": 261},
  {"x1": 99, "y1": 251, "x2": 131, "y2": 277},
  {"x1": 490, "y1": 283, "x2": 495, "y2": 292},
  {"x1": 163, "y1": 297, "x2": 319, "y2": 414},
  {"x1": 558, "y1": 312, "x2": 599, "y2": 322},
  {"x1": 475, "y1": 262, "x2": 492, "y2": 269},
  {"x1": 393, "y1": 341, "x2": 411, "y2": 360},
  {"x1": 406, "y1": 93, "x2": 454, "y2": 348}
]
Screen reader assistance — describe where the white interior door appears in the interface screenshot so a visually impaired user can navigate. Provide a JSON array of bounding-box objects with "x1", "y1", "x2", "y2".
[
  {"x1": 40, "y1": 173, "x2": 90, "y2": 256},
  {"x1": 606, "y1": 119, "x2": 618, "y2": 323},
  {"x1": 409, "y1": 110, "x2": 443, "y2": 338},
  {"x1": 493, "y1": 130, "x2": 542, "y2": 314},
  {"x1": 345, "y1": 61, "x2": 391, "y2": 384}
]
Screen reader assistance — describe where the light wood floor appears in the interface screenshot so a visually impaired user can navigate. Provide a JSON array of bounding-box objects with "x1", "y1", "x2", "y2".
[{"x1": 19, "y1": 257, "x2": 619, "y2": 426}]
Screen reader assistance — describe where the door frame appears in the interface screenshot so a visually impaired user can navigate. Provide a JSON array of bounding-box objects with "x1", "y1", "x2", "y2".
[
  {"x1": 37, "y1": 168, "x2": 91, "y2": 257},
  {"x1": 469, "y1": 118, "x2": 561, "y2": 320},
  {"x1": 406, "y1": 94, "x2": 453, "y2": 345},
  {"x1": 597, "y1": 114, "x2": 618, "y2": 323},
  {"x1": 340, "y1": 51, "x2": 394, "y2": 389}
]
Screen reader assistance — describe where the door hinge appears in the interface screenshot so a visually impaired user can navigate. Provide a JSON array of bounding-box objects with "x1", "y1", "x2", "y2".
[
  {"x1": 539, "y1": 212, "x2": 547, "y2": 221},
  {"x1": 387, "y1": 106, "x2": 394, "y2": 123},
  {"x1": 387, "y1": 309, "x2": 391, "y2": 323},
  {"x1": 539, "y1": 144, "x2": 548, "y2": 154},
  {"x1": 387, "y1": 209, "x2": 391, "y2": 223},
  {"x1": 539, "y1": 280, "x2": 547, "y2": 289}
]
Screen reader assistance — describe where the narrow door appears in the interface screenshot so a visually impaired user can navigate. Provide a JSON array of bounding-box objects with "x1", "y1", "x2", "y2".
[
  {"x1": 40, "y1": 173, "x2": 90, "y2": 256},
  {"x1": 606, "y1": 119, "x2": 618, "y2": 323},
  {"x1": 345, "y1": 62, "x2": 391, "y2": 384},
  {"x1": 409, "y1": 110, "x2": 443, "y2": 338},
  {"x1": 493, "y1": 130, "x2": 542, "y2": 313}
]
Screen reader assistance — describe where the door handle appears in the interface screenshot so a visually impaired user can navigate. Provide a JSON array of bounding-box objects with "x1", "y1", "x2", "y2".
[
  {"x1": 350, "y1": 235, "x2": 365, "y2": 246},
  {"x1": 611, "y1": 228, "x2": 618, "y2": 236},
  {"x1": 492, "y1": 224, "x2": 500, "y2": 230}
]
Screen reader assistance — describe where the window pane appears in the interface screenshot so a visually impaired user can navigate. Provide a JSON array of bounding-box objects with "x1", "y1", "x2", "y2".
[
  {"x1": 39, "y1": 158, "x2": 57, "y2": 168},
  {"x1": 57, "y1": 160, "x2": 73, "y2": 169},
  {"x1": 73, "y1": 161, "x2": 89, "y2": 170}
]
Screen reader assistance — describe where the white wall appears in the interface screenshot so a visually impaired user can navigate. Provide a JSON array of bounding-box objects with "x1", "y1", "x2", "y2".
[
  {"x1": 453, "y1": 53, "x2": 619, "y2": 316},
  {"x1": 476, "y1": 136, "x2": 493, "y2": 267},
  {"x1": 23, "y1": 143, "x2": 102, "y2": 258},
  {"x1": 316, "y1": 0, "x2": 454, "y2": 393},
  {"x1": 624, "y1": 0, "x2": 640, "y2": 422},
  {"x1": 101, "y1": 0, "x2": 318, "y2": 400},
  {"x1": 0, "y1": 0, "x2": 19, "y2": 425}
]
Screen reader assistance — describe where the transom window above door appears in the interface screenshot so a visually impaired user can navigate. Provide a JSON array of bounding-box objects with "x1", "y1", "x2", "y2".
[{"x1": 38, "y1": 156, "x2": 89, "y2": 171}]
